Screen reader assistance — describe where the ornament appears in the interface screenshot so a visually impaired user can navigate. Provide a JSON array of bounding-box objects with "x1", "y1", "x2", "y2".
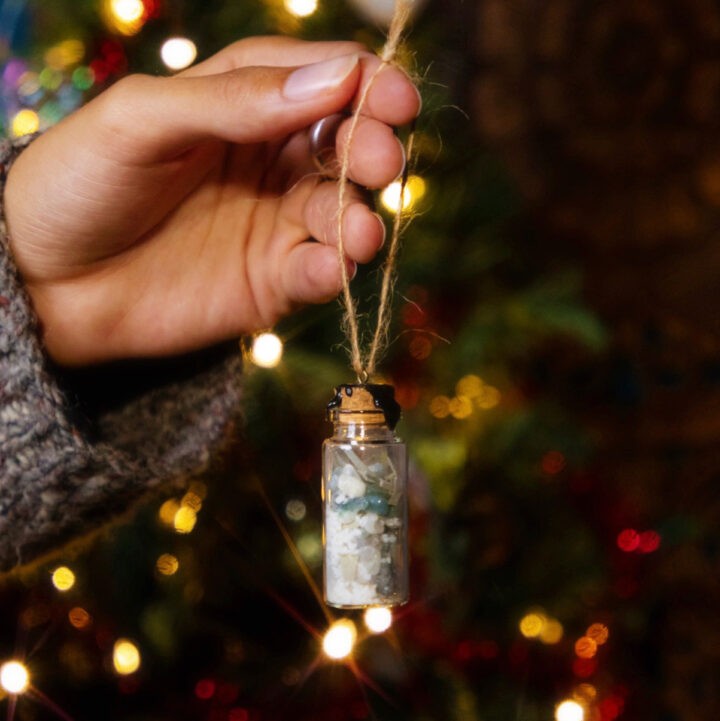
[
  {"x1": 322, "y1": 385, "x2": 408, "y2": 608},
  {"x1": 346, "y1": 0, "x2": 427, "y2": 27}
]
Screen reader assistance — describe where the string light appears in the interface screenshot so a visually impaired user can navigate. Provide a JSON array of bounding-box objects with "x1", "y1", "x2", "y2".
[
  {"x1": 284, "y1": 0, "x2": 318, "y2": 18},
  {"x1": 380, "y1": 175, "x2": 426, "y2": 213},
  {"x1": 556, "y1": 700, "x2": 585, "y2": 721},
  {"x1": 160, "y1": 37, "x2": 198, "y2": 71},
  {"x1": 158, "y1": 498, "x2": 180, "y2": 525},
  {"x1": 574, "y1": 636, "x2": 597, "y2": 659},
  {"x1": 113, "y1": 639, "x2": 141, "y2": 675},
  {"x1": 173, "y1": 506, "x2": 197, "y2": 534},
  {"x1": 156, "y1": 554, "x2": 180, "y2": 576},
  {"x1": 519, "y1": 611, "x2": 546, "y2": 638},
  {"x1": 540, "y1": 619, "x2": 564, "y2": 644},
  {"x1": 250, "y1": 332, "x2": 284, "y2": 368},
  {"x1": 322, "y1": 619, "x2": 357, "y2": 660},
  {"x1": 104, "y1": 0, "x2": 147, "y2": 35},
  {"x1": 0, "y1": 661, "x2": 30, "y2": 695},
  {"x1": 586, "y1": 623, "x2": 609, "y2": 645},
  {"x1": 364, "y1": 607, "x2": 392, "y2": 633},
  {"x1": 52, "y1": 566, "x2": 76, "y2": 592}
]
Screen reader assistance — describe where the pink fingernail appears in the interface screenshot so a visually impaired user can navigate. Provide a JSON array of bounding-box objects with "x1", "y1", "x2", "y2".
[
  {"x1": 372, "y1": 212, "x2": 387, "y2": 248},
  {"x1": 284, "y1": 54, "x2": 359, "y2": 101}
]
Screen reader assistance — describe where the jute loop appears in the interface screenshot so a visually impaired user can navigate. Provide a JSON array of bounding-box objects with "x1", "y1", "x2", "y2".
[{"x1": 335, "y1": 0, "x2": 416, "y2": 383}]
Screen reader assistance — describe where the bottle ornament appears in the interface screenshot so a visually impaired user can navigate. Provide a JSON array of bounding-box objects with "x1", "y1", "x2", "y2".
[{"x1": 322, "y1": 384, "x2": 408, "y2": 608}]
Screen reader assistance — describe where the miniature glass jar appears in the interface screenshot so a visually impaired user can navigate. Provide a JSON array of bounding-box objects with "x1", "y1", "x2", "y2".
[{"x1": 322, "y1": 384, "x2": 408, "y2": 608}]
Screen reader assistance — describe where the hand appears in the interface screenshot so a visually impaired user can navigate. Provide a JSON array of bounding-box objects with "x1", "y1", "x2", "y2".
[{"x1": 4, "y1": 36, "x2": 420, "y2": 365}]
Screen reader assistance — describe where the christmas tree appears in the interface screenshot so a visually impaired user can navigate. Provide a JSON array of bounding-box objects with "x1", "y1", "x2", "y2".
[{"x1": 2, "y1": 1, "x2": 716, "y2": 720}]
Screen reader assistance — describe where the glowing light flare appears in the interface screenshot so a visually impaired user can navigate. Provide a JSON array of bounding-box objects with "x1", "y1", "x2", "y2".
[
  {"x1": 429, "y1": 395, "x2": 451, "y2": 418},
  {"x1": 158, "y1": 498, "x2": 180, "y2": 525},
  {"x1": 250, "y1": 332, "x2": 284, "y2": 368},
  {"x1": 0, "y1": 661, "x2": 30, "y2": 694},
  {"x1": 556, "y1": 699, "x2": 585, "y2": 721},
  {"x1": 181, "y1": 490, "x2": 203, "y2": 512},
  {"x1": 11, "y1": 109, "x2": 39, "y2": 138},
  {"x1": 284, "y1": 0, "x2": 318, "y2": 17},
  {"x1": 364, "y1": 607, "x2": 392, "y2": 634},
  {"x1": 52, "y1": 566, "x2": 76, "y2": 591},
  {"x1": 113, "y1": 639, "x2": 141, "y2": 675},
  {"x1": 104, "y1": 0, "x2": 147, "y2": 36},
  {"x1": 617, "y1": 528, "x2": 640, "y2": 552},
  {"x1": 156, "y1": 554, "x2": 180, "y2": 576},
  {"x1": 161, "y1": 37, "x2": 198, "y2": 71},
  {"x1": 449, "y1": 395, "x2": 473, "y2": 419},
  {"x1": 173, "y1": 506, "x2": 197, "y2": 534},
  {"x1": 540, "y1": 619, "x2": 564, "y2": 644},
  {"x1": 380, "y1": 175, "x2": 427, "y2": 213},
  {"x1": 586, "y1": 623, "x2": 609, "y2": 645},
  {"x1": 322, "y1": 619, "x2": 357, "y2": 660},
  {"x1": 574, "y1": 636, "x2": 598, "y2": 659},
  {"x1": 519, "y1": 612, "x2": 546, "y2": 638},
  {"x1": 68, "y1": 607, "x2": 92, "y2": 630}
]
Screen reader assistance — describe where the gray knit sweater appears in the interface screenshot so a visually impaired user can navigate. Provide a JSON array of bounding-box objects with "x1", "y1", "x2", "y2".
[{"x1": 0, "y1": 136, "x2": 243, "y2": 573}]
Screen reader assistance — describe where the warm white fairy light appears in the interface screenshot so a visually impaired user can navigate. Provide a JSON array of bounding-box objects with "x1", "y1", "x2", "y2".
[
  {"x1": 284, "y1": 0, "x2": 318, "y2": 17},
  {"x1": 251, "y1": 332, "x2": 284, "y2": 368},
  {"x1": 51, "y1": 566, "x2": 76, "y2": 592},
  {"x1": 110, "y1": 0, "x2": 144, "y2": 23},
  {"x1": 322, "y1": 619, "x2": 357, "y2": 660},
  {"x1": 113, "y1": 639, "x2": 141, "y2": 675},
  {"x1": 555, "y1": 700, "x2": 585, "y2": 721},
  {"x1": 0, "y1": 661, "x2": 30, "y2": 695},
  {"x1": 380, "y1": 175, "x2": 426, "y2": 213},
  {"x1": 364, "y1": 607, "x2": 392, "y2": 634},
  {"x1": 160, "y1": 37, "x2": 197, "y2": 71}
]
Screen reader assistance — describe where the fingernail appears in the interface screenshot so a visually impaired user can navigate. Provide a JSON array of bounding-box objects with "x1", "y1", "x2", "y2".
[
  {"x1": 412, "y1": 83, "x2": 423, "y2": 116},
  {"x1": 395, "y1": 136, "x2": 407, "y2": 180},
  {"x1": 372, "y1": 212, "x2": 387, "y2": 248},
  {"x1": 349, "y1": 261, "x2": 358, "y2": 280},
  {"x1": 284, "y1": 54, "x2": 359, "y2": 101}
]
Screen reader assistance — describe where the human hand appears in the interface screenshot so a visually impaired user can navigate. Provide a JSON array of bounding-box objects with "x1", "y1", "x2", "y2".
[{"x1": 4, "y1": 37, "x2": 420, "y2": 365}]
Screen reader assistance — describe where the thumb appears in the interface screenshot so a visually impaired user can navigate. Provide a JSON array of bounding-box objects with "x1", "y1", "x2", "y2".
[{"x1": 97, "y1": 53, "x2": 361, "y2": 158}]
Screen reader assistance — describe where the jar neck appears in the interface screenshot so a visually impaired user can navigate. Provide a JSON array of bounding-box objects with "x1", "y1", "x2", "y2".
[{"x1": 332, "y1": 420, "x2": 395, "y2": 442}]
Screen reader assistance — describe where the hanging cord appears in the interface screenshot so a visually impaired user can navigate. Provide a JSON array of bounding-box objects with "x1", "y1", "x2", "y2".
[{"x1": 335, "y1": 0, "x2": 416, "y2": 383}]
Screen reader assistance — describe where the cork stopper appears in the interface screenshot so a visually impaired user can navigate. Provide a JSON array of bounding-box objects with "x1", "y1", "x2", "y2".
[{"x1": 327, "y1": 384, "x2": 401, "y2": 429}]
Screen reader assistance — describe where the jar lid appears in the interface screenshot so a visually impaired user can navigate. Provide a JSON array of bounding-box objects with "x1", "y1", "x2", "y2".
[{"x1": 326, "y1": 384, "x2": 401, "y2": 429}]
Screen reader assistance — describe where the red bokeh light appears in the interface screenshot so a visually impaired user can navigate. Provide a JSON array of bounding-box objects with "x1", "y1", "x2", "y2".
[
  {"x1": 638, "y1": 530, "x2": 661, "y2": 553},
  {"x1": 616, "y1": 528, "x2": 640, "y2": 552},
  {"x1": 572, "y1": 657, "x2": 598, "y2": 678},
  {"x1": 195, "y1": 679, "x2": 216, "y2": 700}
]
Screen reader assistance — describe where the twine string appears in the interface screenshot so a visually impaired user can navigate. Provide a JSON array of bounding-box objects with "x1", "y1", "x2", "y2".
[{"x1": 335, "y1": 0, "x2": 415, "y2": 383}]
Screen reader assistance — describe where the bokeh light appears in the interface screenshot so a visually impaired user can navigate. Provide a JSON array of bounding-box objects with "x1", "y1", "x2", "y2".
[
  {"x1": 617, "y1": 528, "x2": 640, "y2": 552},
  {"x1": 429, "y1": 395, "x2": 451, "y2": 418},
  {"x1": 519, "y1": 611, "x2": 546, "y2": 638},
  {"x1": 638, "y1": 530, "x2": 661, "y2": 553},
  {"x1": 586, "y1": 623, "x2": 609, "y2": 645},
  {"x1": 159, "y1": 498, "x2": 180, "y2": 525},
  {"x1": 113, "y1": 639, "x2": 141, "y2": 675},
  {"x1": 251, "y1": 332, "x2": 284, "y2": 368},
  {"x1": 540, "y1": 619, "x2": 564, "y2": 644},
  {"x1": 574, "y1": 636, "x2": 598, "y2": 659},
  {"x1": 380, "y1": 175, "x2": 427, "y2": 213},
  {"x1": 104, "y1": 0, "x2": 147, "y2": 35},
  {"x1": 52, "y1": 566, "x2": 76, "y2": 592},
  {"x1": 322, "y1": 619, "x2": 357, "y2": 660},
  {"x1": 11, "y1": 109, "x2": 39, "y2": 137},
  {"x1": 284, "y1": 0, "x2": 318, "y2": 18},
  {"x1": 556, "y1": 699, "x2": 585, "y2": 721},
  {"x1": 161, "y1": 37, "x2": 198, "y2": 71},
  {"x1": 364, "y1": 607, "x2": 392, "y2": 634},
  {"x1": 68, "y1": 607, "x2": 92, "y2": 630},
  {"x1": 173, "y1": 506, "x2": 197, "y2": 534},
  {"x1": 0, "y1": 661, "x2": 30, "y2": 694},
  {"x1": 156, "y1": 554, "x2": 180, "y2": 576},
  {"x1": 449, "y1": 395, "x2": 473, "y2": 419},
  {"x1": 285, "y1": 499, "x2": 307, "y2": 522}
]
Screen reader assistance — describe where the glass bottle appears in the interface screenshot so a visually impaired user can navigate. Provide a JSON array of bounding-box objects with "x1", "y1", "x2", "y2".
[{"x1": 322, "y1": 384, "x2": 408, "y2": 608}]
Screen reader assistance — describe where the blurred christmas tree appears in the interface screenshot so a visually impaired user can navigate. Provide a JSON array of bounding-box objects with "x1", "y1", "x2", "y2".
[{"x1": 3, "y1": 1, "x2": 699, "y2": 721}]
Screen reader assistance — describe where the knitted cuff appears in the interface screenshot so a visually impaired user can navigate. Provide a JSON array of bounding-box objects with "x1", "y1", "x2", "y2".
[{"x1": 0, "y1": 136, "x2": 243, "y2": 573}]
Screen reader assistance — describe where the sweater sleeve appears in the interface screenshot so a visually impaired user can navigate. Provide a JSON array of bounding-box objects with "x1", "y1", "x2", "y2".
[{"x1": 0, "y1": 136, "x2": 244, "y2": 573}]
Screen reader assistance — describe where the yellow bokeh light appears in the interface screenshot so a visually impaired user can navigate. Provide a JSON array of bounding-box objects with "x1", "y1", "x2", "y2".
[
  {"x1": 104, "y1": 0, "x2": 146, "y2": 35},
  {"x1": 573, "y1": 684, "x2": 597, "y2": 703},
  {"x1": 160, "y1": 37, "x2": 198, "y2": 71},
  {"x1": 519, "y1": 612, "x2": 547, "y2": 638},
  {"x1": 52, "y1": 566, "x2": 76, "y2": 592},
  {"x1": 540, "y1": 619, "x2": 564, "y2": 644},
  {"x1": 322, "y1": 619, "x2": 357, "y2": 660},
  {"x1": 364, "y1": 607, "x2": 392, "y2": 634},
  {"x1": 456, "y1": 374, "x2": 483, "y2": 398},
  {"x1": 429, "y1": 395, "x2": 451, "y2": 419},
  {"x1": 45, "y1": 39, "x2": 85, "y2": 69},
  {"x1": 284, "y1": 0, "x2": 318, "y2": 17},
  {"x1": 158, "y1": 498, "x2": 180, "y2": 526},
  {"x1": 0, "y1": 661, "x2": 30, "y2": 695},
  {"x1": 586, "y1": 623, "x2": 609, "y2": 645},
  {"x1": 251, "y1": 332, "x2": 284, "y2": 368},
  {"x1": 380, "y1": 175, "x2": 427, "y2": 213},
  {"x1": 11, "y1": 109, "x2": 39, "y2": 138},
  {"x1": 156, "y1": 554, "x2": 179, "y2": 576},
  {"x1": 173, "y1": 506, "x2": 197, "y2": 534},
  {"x1": 449, "y1": 395, "x2": 473, "y2": 419},
  {"x1": 113, "y1": 639, "x2": 141, "y2": 675},
  {"x1": 181, "y1": 491, "x2": 203, "y2": 512},
  {"x1": 476, "y1": 385, "x2": 501, "y2": 409},
  {"x1": 555, "y1": 699, "x2": 585, "y2": 721}
]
